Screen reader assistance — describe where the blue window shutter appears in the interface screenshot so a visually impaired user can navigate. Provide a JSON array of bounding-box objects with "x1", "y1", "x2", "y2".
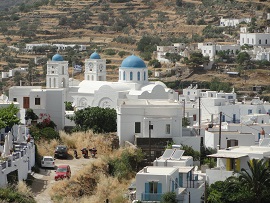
[
  {"x1": 157, "y1": 183, "x2": 162, "y2": 193},
  {"x1": 179, "y1": 173, "x2": 183, "y2": 187},
  {"x1": 145, "y1": 182, "x2": 149, "y2": 193}
]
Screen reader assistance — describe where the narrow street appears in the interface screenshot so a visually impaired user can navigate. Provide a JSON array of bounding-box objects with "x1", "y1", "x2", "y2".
[{"x1": 31, "y1": 156, "x2": 94, "y2": 203}]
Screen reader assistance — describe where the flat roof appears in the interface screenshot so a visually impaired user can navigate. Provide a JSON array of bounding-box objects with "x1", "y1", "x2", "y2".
[
  {"x1": 175, "y1": 166, "x2": 194, "y2": 173},
  {"x1": 208, "y1": 153, "x2": 248, "y2": 158},
  {"x1": 139, "y1": 167, "x2": 177, "y2": 175}
]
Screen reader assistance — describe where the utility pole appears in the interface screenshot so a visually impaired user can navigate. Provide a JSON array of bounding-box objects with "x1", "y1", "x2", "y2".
[
  {"x1": 182, "y1": 99, "x2": 185, "y2": 117},
  {"x1": 149, "y1": 121, "x2": 153, "y2": 162},
  {"x1": 199, "y1": 97, "x2": 201, "y2": 136},
  {"x1": 219, "y1": 112, "x2": 222, "y2": 149}
]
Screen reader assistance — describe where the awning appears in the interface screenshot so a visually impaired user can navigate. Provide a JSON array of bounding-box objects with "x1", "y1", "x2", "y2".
[{"x1": 208, "y1": 153, "x2": 248, "y2": 159}]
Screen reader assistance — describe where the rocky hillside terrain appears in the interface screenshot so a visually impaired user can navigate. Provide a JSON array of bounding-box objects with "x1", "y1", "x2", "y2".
[{"x1": 0, "y1": 0, "x2": 270, "y2": 98}]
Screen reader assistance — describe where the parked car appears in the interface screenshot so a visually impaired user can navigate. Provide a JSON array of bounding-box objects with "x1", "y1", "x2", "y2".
[
  {"x1": 54, "y1": 145, "x2": 68, "y2": 159},
  {"x1": 54, "y1": 165, "x2": 71, "y2": 181},
  {"x1": 41, "y1": 156, "x2": 55, "y2": 168}
]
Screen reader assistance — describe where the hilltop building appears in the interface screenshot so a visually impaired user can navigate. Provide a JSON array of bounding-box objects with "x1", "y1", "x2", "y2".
[
  {"x1": 220, "y1": 17, "x2": 251, "y2": 27},
  {"x1": 9, "y1": 52, "x2": 182, "y2": 147}
]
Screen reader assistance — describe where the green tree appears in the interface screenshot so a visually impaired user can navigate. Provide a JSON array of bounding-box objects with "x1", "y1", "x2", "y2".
[
  {"x1": 25, "y1": 108, "x2": 38, "y2": 121},
  {"x1": 165, "y1": 53, "x2": 181, "y2": 63},
  {"x1": 180, "y1": 144, "x2": 200, "y2": 161},
  {"x1": 65, "y1": 101, "x2": 74, "y2": 111},
  {"x1": 108, "y1": 148, "x2": 144, "y2": 180},
  {"x1": 0, "y1": 104, "x2": 20, "y2": 130},
  {"x1": 237, "y1": 52, "x2": 251, "y2": 66},
  {"x1": 70, "y1": 107, "x2": 117, "y2": 133},
  {"x1": 98, "y1": 13, "x2": 109, "y2": 24},
  {"x1": 176, "y1": 0, "x2": 182, "y2": 7},
  {"x1": 209, "y1": 78, "x2": 232, "y2": 92},
  {"x1": 182, "y1": 117, "x2": 190, "y2": 127},
  {"x1": 236, "y1": 159, "x2": 270, "y2": 203},
  {"x1": 184, "y1": 52, "x2": 209, "y2": 70},
  {"x1": 161, "y1": 192, "x2": 177, "y2": 203},
  {"x1": 137, "y1": 35, "x2": 161, "y2": 53},
  {"x1": 148, "y1": 59, "x2": 161, "y2": 68}
]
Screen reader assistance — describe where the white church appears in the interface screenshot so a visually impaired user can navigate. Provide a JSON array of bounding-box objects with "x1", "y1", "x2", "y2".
[{"x1": 9, "y1": 52, "x2": 183, "y2": 146}]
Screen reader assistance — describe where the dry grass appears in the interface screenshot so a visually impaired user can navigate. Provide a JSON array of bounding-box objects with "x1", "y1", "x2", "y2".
[
  {"x1": 17, "y1": 181, "x2": 33, "y2": 197},
  {"x1": 36, "y1": 131, "x2": 115, "y2": 157},
  {"x1": 36, "y1": 131, "x2": 133, "y2": 203}
]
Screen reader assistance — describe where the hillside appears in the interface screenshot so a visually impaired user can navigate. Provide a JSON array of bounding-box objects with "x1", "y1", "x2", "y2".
[{"x1": 0, "y1": 0, "x2": 270, "y2": 95}]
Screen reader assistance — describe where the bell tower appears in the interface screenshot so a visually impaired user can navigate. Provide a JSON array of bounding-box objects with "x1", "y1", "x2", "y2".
[
  {"x1": 84, "y1": 51, "x2": 106, "y2": 81},
  {"x1": 46, "y1": 54, "x2": 69, "y2": 88}
]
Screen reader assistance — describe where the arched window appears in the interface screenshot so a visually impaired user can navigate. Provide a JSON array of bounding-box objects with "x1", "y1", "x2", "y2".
[
  {"x1": 91, "y1": 75, "x2": 94, "y2": 81},
  {"x1": 259, "y1": 39, "x2": 261, "y2": 44},
  {"x1": 144, "y1": 71, "x2": 146, "y2": 80},
  {"x1": 62, "y1": 66, "x2": 64, "y2": 74},
  {"x1": 49, "y1": 78, "x2": 51, "y2": 88},
  {"x1": 87, "y1": 75, "x2": 90, "y2": 80},
  {"x1": 130, "y1": 72, "x2": 133, "y2": 80},
  {"x1": 119, "y1": 72, "x2": 121, "y2": 80},
  {"x1": 266, "y1": 39, "x2": 268, "y2": 44},
  {"x1": 123, "y1": 71, "x2": 126, "y2": 80},
  {"x1": 137, "y1": 72, "x2": 140, "y2": 81},
  {"x1": 53, "y1": 78, "x2": 56, "y2": 88}
]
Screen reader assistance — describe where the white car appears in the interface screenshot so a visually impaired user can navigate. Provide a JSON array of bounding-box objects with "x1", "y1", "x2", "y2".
[{"x1": 41, "y1": 156, "x2": 55, "y2": 168}]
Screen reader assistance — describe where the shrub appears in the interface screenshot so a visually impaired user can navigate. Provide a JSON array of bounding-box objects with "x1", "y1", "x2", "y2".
[
  {"x1": 104, "y1": 49, "x2": 116, "y2": 55},
  {"x1": 0, "y1": 186, "x2": 35, "y2": 203},
  {"x1": 108, "y1": 148, "x2": 145, "y2": 180}
]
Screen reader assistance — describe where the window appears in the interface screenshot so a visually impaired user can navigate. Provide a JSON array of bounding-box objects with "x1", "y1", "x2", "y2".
[
  {"x1": 35, "y1": 98, "x2": 40, "y2": 105},
  {"x1": 228, "y1": 96, "x2": 233, "y2": 99},
  {"x1": 144, "y1": 71, "x2": 146, "y2": 80},
  {"x1": 13, "y1": 98, "x2": 17, "y2": 102},
  {"x1": 149, "y1": 182, "x2": 158, "y2": 193},
  {"x1": 123, "y1": 71, "x2": 126, "y2": 80},
  {"x1": 248, "y1": 109, "x2": 252, "y2": 114},
  {"x1": 130, "y1": 72, "x2": 133, "y2": 80},
  {"x1": 137, "y1": 72, "x2": 140, "y2": 81},
  {"x1": 266, "y1": 39, "x2": 268, "y2": 44},
  {"x1": 259, "y1": 39, "x2": 261, "y2": 44},
  {"x1": 166, "y1": 124, "x2": 170, "y2": 134},
  {"x1": 135, "y1": 122, "x2": 141, "y2": 133}
]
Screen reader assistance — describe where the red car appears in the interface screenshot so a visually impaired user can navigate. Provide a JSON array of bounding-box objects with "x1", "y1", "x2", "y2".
[{"x1": 54, "y1": 165, "x2": 71, "y2": 181}]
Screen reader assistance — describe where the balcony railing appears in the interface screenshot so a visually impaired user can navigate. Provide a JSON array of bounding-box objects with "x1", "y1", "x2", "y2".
[{"x1": 141, "y1": 193, "x2": 162, "y2": 201}]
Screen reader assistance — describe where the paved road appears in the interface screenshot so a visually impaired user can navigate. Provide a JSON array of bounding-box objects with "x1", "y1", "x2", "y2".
[{"x1": 31, "y1": 155, "x2": 94, "y2": 203}]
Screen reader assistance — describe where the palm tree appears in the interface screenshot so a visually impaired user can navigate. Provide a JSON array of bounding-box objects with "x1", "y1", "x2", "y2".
[{"x1": 237, "y1": 159, "x2": 270, "y2": 203}]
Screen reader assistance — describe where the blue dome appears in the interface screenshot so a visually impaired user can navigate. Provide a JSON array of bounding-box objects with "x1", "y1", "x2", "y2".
[
  {"x1": 121, "y1": 55, "x2": 146, "y2": 68},
  {"x1": 52, "y1": 54, "x2": 64, "y2": 61},
  {"x1": 90, "y1": 52, "x2": 101, "y2": 59}
]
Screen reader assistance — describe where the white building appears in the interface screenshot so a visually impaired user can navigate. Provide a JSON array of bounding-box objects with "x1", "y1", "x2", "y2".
[
  {"x1": 198, "y1": 42, "x2": 240, "y2": 61},
  {"x1": 25, "y1": 43, "x2": 86, "y2": 52},
  {"x1": 204, "y1": 130, "x2": 255, "y2": 149},
  {"x1": 0, "y1": 140, "x2": 35, "y2": 187},
  {"x1": 117, "y1": 99, "x2": 182, "y2": 146},
  {"x1": 206, "y1": 139, "x2": 270, "y2": 184},
  {"x1": 240, "y1": 31, "x2": 270, "y2": 46},
  {"x1": 220, "y1": 17, "x2": 251, "y2": 27},
  {"x1": 135, "y1": 149, "x2": 204, "y2": 203},
  {"x1": 1, "y1": 67, "x2": 28, "y2": 79},
  {"x1": 156, "y1": 43, "x2": 185, "y2": 63},
  {"x1": 9, "y1": 52, "x2": 179, "y2": 135},
  {"x1": 71, "y1": 54, "x2": 178, "y2": 110}
]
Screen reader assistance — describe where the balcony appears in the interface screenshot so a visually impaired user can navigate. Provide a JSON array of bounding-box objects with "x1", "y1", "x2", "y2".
[{"x1": 141, "y1": 193, "x2": 162, "y2": 201}]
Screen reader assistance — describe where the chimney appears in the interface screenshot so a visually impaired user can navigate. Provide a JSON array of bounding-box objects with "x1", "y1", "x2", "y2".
[{"x1": 143, "y1": 167, "x2": 148, "y2": 173}]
